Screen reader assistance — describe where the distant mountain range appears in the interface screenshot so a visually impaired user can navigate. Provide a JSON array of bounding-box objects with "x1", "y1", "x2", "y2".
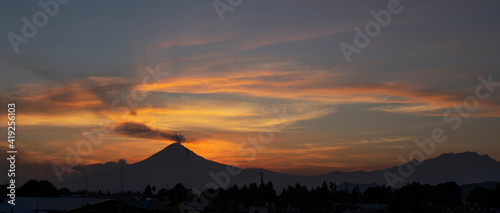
[{"x1": 56, "y1": 143, "x2": 500, "y2": 192}]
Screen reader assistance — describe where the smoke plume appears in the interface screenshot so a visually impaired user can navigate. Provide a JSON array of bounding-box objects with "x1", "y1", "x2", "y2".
[{"x1": 114, "y1": 122, "x2": 186, "y2": 143}]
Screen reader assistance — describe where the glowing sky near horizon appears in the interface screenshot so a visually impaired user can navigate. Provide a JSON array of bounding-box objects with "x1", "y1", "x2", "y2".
[{"x1": 0, "y1": 1, "x2": 500, "y2": 178}]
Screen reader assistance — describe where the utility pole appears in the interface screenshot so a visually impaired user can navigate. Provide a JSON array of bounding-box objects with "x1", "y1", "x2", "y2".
[
  {"x1": 121, "y1": 167, "x2": 124, "y2": 193},
  {"x1": 85, "y1": 178, "x2": 88, "y2": 196},
  {"x1": 260, "y1": 172, "x2": 264, "y2": 185}
]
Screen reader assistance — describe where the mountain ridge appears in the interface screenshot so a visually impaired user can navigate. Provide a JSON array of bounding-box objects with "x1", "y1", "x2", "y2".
[{"x1": 55, "y1": 143, "x2": 500, "y2": 192}]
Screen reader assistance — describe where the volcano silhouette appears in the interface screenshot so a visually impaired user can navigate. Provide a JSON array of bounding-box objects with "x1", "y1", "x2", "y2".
[{"x1": 57, "y1": 143, "x2": 500, "y2": 192}]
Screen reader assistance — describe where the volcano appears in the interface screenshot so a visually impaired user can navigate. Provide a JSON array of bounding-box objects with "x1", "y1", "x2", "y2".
[{"x1": 57, "y1": 143, "x2": 500, "y2": 192}]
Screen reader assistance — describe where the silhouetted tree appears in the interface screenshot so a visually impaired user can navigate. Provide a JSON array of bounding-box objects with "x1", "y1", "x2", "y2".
[
  {"x1": 467, "y1": 184, "x2": 499, "y2": 208},
  {"x1": 350, "y1": 183, "x2": 362, "y2": 203},
  {"x1": 257, "y1": 181, "x2": 276, "y2": 205},
  {"x1": 329, "y1": 181, "x2": 337, "y2": 195},
  {"x1": 310, "y1": 181, "x2": 331, "y2": 211},
  {"x1": 434, "y1": 181, "x2": 462, "y2": 207},
  {"x1": 158, "y1": 188, "x2": 168, "y2": 201},
  {"x1": 178, "y1": 180, "x2": 500, "y2": 212},
  {"x1": 334, "y1": 185, "x2": 350, "y2": 203},
  {"x1": 169, "y1": 183, "x2": 187, "y2": 204},
  {"x1": 18, "y1": 180, "x2": 58, "y2": 197},
  {"x1": 143, "y1": 185, "x2": 152, "y2": 198},
  {"x1": 248, "y1": 183, "x2": 259, "y2": 205},
  {"x1": 0, "y1": 184, "x2": 8, "y2": 201}
]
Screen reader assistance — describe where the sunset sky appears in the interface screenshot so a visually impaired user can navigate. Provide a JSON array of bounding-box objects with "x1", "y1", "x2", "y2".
[{"x1": 1, "y1": 1, "x2": 499, "y2": 179}]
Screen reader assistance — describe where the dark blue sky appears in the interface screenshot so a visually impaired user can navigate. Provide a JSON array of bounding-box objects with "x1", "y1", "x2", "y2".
[{"x1": 0, "y1": 1, "x2": 499, "y2": 176}]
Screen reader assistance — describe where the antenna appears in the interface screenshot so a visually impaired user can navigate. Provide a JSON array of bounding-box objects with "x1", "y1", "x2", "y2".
[
  {"x1": 121, "y1": 167, "x2": 124, "y2": 193},
  {"x1": 260, "y1": 171, "x2": 264, "y2": 185}
]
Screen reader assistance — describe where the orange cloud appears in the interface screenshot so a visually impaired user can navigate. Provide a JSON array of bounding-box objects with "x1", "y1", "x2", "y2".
[{"x1": 4, "y1": 61, "x2": 499, "y2": 176}]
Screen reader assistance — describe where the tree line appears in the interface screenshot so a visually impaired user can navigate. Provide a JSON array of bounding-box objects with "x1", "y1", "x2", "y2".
[{"x1": 1, "y1": 179, "x2": 500, "y2": 212}]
